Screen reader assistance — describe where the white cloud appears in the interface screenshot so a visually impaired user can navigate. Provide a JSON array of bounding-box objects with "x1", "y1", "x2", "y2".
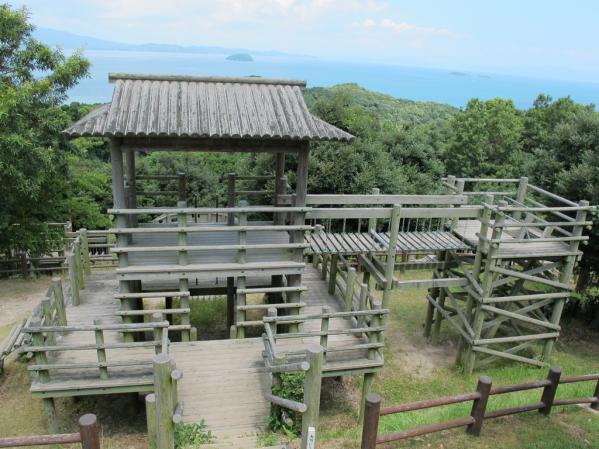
[{"x1": 354, "y1": 17, "x2": 452, "y2": 38}]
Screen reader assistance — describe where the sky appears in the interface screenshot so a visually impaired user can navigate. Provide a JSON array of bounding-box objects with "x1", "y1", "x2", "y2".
[{"x1": 11, "y1": 0, "x2": 599, "y2": 83}]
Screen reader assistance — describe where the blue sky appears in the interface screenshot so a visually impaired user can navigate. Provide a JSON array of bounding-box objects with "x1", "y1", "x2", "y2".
[{"x1": 12, "y1": 0, "x2": 599, "y2": 82}]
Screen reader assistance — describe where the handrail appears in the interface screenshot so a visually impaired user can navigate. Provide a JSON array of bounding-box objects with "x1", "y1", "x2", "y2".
[{"x1": 108, "y1": 206, "x2": 311, "y2": 214}]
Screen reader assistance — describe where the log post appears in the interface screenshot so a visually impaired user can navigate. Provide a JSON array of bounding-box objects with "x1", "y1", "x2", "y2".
[
  {"x1": 75, "y1": 240, "x2": 85, "y2": 289},
  {"x1": 382, "y1": 205, "x2": 401, "y2": 310},
  {"x1": 513, "y1": 176, "x2": 529, "y2": 221},
  {"x1": 177, "y1": 201, "x2": 191, "y2": 342},
  {"x1": 79, "y1": 414, "x2": 101, "y2": 449},
  {"x1": 227, "y1": 172, "x2": 237, "y2": 226},
  {"x1": 68, "y1": 253, "x2": 80, "y2": 306},
  {"x1": 321, "y1": 253, "x2": 329, "y2": 281},
  {"x1": 466, "y1": 375, "x2": 492, "y2": 436},
  {"x1": 153, "y1": 312, "x2": 165, "y2": 355},
  {"x1": 327, "y1": 255, "x2": 337, "y2": 294},
  {"x1": 344, "y1": 266, "x2": 357, "y2": 312},
  {"x1": 178, "y1": 172, "x2": 187, "y2": 201},
  {"x1": 301, "y1": 344, "x2": 324, "y2": 449},
  {"x1": 146, "y1": 393, "x2": 157, "y2": 449},
  {"x1": 539, "y1": 367, "x2": 561, "y2": 415},
  {"x1": 360, "y1": 394, "x2": 381, "y2": 449},
  {"x1": 320, "y1": 306, "x2": 330, "y2": 357},
  {"x1": 41, "y1": 299, "x2": 56, "y2": 345},
  {"x1": 52, "y1": 277, "x2": 67, "y2": 329},
  {"x1": 80, "y1": 229, "x2": 91, "y2": 275},
  {"x1": 154, "y1": 353, "x2": 175, "y2": 449},
  {"x1": 368, "y1": 187, "x2": 380, "y2": 233}
]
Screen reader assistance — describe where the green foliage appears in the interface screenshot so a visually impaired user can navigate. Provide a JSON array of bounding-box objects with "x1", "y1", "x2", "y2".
[
  {"x1": 444, "y1": 98, "x2": 527, "y2": 178},
  {"x1": 269, "y1": 372, "x2": 305, "y2": 436},
  {"x1": 189, "y1": 297, "x2": 227, "y2": 337},
  {"x1": 174, "y1": 420, "x2": 214, "y2": 448},
  {"x1": 0, "y1": 4, "x2": 89, "y2": 253}
]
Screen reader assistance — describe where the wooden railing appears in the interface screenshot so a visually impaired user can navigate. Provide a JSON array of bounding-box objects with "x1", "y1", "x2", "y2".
[
  {"x1": 23, "y1": 314, "x2": 170, "y2": 384},
  {"x1": 361, "y1": 367, "x2": 599, "y2": 448},
  {"x1": 0, "y1": 414, "x2": 100, "y2": 449}
]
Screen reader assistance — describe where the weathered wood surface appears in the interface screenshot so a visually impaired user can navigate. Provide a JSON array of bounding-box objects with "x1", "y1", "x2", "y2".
[
  {"x1": 453, "y1": 220, "x2": 577, "y2": 258},
  {"x1": 306, "y1": 231, "x2": 468, "y2": 255},
  {"x1": 30, "y1": 272, "x2": 156, "y2": 397}
]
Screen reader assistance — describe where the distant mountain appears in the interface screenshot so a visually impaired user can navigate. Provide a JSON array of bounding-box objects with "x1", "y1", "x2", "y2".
[
  {"x1": 226, "y1": 53, "x2": 254, "y2": 62},
  {"x1": 33, "y1": 27, "x2": 313, "y2": 59}
]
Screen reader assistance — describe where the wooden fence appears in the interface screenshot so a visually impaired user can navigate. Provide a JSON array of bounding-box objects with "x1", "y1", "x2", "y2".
[
  {"x1": 361, "y1": 367, "x2": 599, "y2": 448},
  {"x1": 0, "y1": 414, "x2": 100, "y2": 449}
]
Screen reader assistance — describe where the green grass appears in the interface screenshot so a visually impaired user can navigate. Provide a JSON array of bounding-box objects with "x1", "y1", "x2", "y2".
[{"x1": 316, "y1": 269, "x2": 599, "y2": 449}]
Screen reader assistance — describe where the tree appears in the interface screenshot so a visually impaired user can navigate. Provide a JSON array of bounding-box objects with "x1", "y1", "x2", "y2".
[
  {"x1": 0, "y1": 4, "x2": 89, "y2": 254},
  {"x1": 444, "y1": 98, "x2": 526, "y2": 178}
]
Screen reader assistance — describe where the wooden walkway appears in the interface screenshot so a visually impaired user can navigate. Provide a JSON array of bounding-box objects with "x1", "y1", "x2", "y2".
[{"x1": 29, "y1": 265, "x2": 365, "y2": 443}]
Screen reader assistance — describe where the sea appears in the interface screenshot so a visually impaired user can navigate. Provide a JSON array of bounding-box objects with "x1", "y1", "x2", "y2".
[{"x1": 66, "y1": 50, "x2": 599, "y2": 109}]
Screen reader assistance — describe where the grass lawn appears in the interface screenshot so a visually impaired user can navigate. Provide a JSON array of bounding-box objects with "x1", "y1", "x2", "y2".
[{"x1": 314, "y1": 270, "x2": 599, "y2": 449}]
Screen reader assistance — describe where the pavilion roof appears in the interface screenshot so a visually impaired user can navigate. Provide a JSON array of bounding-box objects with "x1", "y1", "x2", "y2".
[{"x1": 63, "y1": 73, "x2": 354, "y2": 142}]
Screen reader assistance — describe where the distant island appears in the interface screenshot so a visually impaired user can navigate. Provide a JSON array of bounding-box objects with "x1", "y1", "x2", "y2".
[{"x1": 226, "y1": 53, "x2": 253, "y2": 62}]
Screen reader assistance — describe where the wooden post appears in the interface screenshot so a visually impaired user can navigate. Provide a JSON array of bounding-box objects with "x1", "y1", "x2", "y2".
[
  {"x1": 41, "y1": 299, "x2": 56, "y2": 346},
  {"x1": 78, "y1": 414, "x2": 101, "y2": 449},
  {"x1": 539, "y1": 367, "x2": 561, "y2": 415},
  {"x1": 80, "y1": 229, "x2": 91, "y2": 275},
  {"x1": 177, "y1": 201, "x2": 191, "y2": 342},
  {"x1": 466, "y1": 375, "x2": 492, "y2": 436},
  {"x1": 153, "y1": 312, "x2": 165, "y2": 355},
  {"x1": 178, "y1": 172, "x2": 187, "y2": 201},
  {"x1": 321, "y1": 253, "x2": 329, "y2": 281},
  {"x1": 69, "y1": 253, "x2": 80, "y2": 306},
  {"x1": 360, "y1": 373, "x2": 376, "y2": 425},
  {"x1": 227, "y1": 172, "x2": 237, "y2": 226},
  {"x1": 153, "y1": 353, "x2": 175, "y2": 449},
  {"x1": 31, "y1": 318, "x2": 57, "y2": 432},
  {"x1": 327, "y1": 255, "x2": 337, "y2": 294},
  {"x1": 451, "y1": 179, "x2": 465, "y2": 230},
  {"x1": 543, "y1": 200, "x2": 589, "y2": 360},
  {"x1": 52, "y1": 277, "x2": 67, "y2": 329},
  {"x1": 301, "y1": 344, "x2": 324, "y2": 449},
  {"x1": 360, "y1": 394, "x2": 381, "y2": 449},
  {"x1": 513, "y1": 176, "x2": 529, "y2": 221},
  {"x1": 382, "y1": 205, "x2": 401, "y2": 309},
  {"x1": 464, "y1": 201, "x2": 506, "y2": 374},
  {"x1": 20, "y1": 250, "x2": 29, "y2": 278},
  {"x1": 320, "y1": 306, "x2": 330, "y2": 356},
  {"x1": 75, "y1": 240, "x2": 85, "y2": 290},
  {"x1": 146, "y1": 393, "x2": 157, "y2": 449},
  {"x1": 236, "y1": 208, "x2": 248, "y2": 338},
  {"x1": 274, "y1": 153, "x2": 286, "y2": 224},
  {"x1": 125, "y1": 148, "x2": 137, "y2": 227},
  {"x1": 368, "y1": 188, "x2": 380, "y2": 233},
  {"x1": 358, "y1": 283, "x2": 368, "y2": 327},
  {"x1": 227, "y1": 277, "x2": 235, "y2": 330},
  {"x1": 345, "y1": 267, "x2": 357, "y2": 312}
]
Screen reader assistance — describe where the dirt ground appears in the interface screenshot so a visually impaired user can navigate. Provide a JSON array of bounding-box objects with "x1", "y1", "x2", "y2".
[{"x1": 0, "y1": 276, "x2": 52, "y2": 327}]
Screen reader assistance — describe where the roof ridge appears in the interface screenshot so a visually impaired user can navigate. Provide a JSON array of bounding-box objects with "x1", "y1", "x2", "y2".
[{"x1": 108, "y1": 73, "x2": 307, "y2": 87}]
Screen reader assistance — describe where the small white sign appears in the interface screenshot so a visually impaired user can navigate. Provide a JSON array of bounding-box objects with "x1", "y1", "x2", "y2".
[{"x1": 307, "y1": 426, "x2": 316, "y2": 449}]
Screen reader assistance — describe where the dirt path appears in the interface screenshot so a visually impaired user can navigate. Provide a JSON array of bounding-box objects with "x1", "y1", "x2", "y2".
[{"x1": 0, "y1": 276, "x2": 51, "y2": 327}]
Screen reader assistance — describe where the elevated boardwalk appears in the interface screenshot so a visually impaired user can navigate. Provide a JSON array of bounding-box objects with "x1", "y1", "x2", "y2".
[{"x1": 29, "y1": 265, "x2": 368, "y2": 441}]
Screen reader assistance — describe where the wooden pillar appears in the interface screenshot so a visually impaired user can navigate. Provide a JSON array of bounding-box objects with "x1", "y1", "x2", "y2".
[
  {"x1": 543, "y1": 200, "x2": 589, "y2": 360},
  {"x1": 145, "y1": 393, "x2": 157, "y2": 449},
  {"x1": 111, "y1": 139, "x2": 126, "y2": 209},
  {"x1": 125, "y1": 148, "x2": 137, "y2": 227},
  {"x1": 382, "y1": 205, "x2": 401, "y2": 309},
  {"x1": 368, "y1": 187, "x2": 380, "y2": 233},
  {"x1": 227, "y1": 172, "x2": 237, "y2": 226},
  {"x1": 272, "y1": 152, "x2": 287, "y2": 301},
  {"x1": 177, "y1": 201, "x2": 191, "y2": 342},
  {"x1": 301, "y1": 344, "x2": 324, "y2": 449},
  {"x1": 178, "y1": 172, "x2": 187, "y2": 201},
  {"x1": 295, "y1": 145, "x2": 309, "y2": 206}
]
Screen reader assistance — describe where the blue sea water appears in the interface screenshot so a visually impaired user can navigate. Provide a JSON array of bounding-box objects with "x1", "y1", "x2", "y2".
[{"x1": 67, "y1": 50, "x2": 599, "y2": 109}]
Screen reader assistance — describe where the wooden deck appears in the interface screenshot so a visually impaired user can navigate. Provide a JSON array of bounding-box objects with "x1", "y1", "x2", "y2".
[
  {"x1": 29, "y1": 266, "x2": 373, "y2": 440},
  {"x1": 306, "y1": 230, "x2": 468, "y2": 255},
  {"x1": 453, "y1": 219, "x2": 581, "y2": 259}
]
